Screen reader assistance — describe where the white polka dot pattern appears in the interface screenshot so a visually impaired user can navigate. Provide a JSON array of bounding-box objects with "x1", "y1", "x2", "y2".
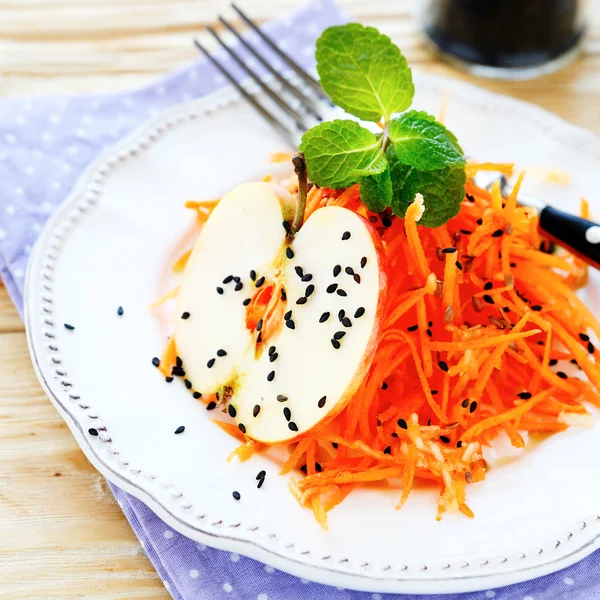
[{"x1": 585, "y1": 225, "x2": 600, "y2": 244}]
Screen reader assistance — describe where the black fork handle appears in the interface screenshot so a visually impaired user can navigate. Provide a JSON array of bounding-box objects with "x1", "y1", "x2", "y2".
[{"x1": 539, "y1": 206, "x2": 600, "y2": 270}]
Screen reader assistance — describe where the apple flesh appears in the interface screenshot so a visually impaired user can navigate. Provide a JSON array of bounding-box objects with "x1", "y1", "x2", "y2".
[{"x1": 175, "y1": 182, "x2": 386, "y2": 444}]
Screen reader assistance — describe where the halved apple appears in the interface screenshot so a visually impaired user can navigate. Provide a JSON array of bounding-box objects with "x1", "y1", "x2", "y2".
[{"x1": 175, "y1": 182, "x2": 386, "y2": 444}]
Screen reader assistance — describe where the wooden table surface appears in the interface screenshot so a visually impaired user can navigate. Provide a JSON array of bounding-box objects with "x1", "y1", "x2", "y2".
[{"x1": 1, "y1": 1, "x2": 599, "y2": 598}]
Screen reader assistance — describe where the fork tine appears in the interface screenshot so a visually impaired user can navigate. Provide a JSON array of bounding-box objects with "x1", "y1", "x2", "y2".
[
  {"x1": 231, "y1": 3, "x2": 328, "y2": 100},
  {"x1": 206, "y1": 26, "x2": 310, "y2": 132},
  {"x1": 194, "y1": 39, "x2": 295, "y2": 146},
  {"x1": 218, "y1": 15, "x2": 323, "y2": 121}
]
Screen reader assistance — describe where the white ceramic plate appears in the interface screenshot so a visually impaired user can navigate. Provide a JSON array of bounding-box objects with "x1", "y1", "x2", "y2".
[{"x1": 25, "y1": 73, "x2": 600, "y2": 595}]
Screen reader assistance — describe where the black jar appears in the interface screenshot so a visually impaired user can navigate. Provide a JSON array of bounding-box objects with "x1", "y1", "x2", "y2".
[{"x1": 422, "y1": 0, "x2": 586, "y2": 79}]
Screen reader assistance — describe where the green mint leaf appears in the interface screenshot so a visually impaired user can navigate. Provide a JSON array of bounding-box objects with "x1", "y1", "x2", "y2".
[
  {"x1": 316, "y1": 23, "x2": 414, "y2": 122},
  {"x1": 299, "y1": 120, "x2": 386, "y2": 189},
  {"x1": 388, "y1": 110, "x2": 465, "y2": 172},
  {"x1": 388, "y1": 150, "x2": 466, "y2": 228},
  {"x1": 360, "y1": 165, "x2": 392, "y2": 213}
]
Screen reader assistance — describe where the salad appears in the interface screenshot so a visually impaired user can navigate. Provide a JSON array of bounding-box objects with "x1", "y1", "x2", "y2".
[{"x1": 154, "y1": 24, "x2": 599, "y2": 528}]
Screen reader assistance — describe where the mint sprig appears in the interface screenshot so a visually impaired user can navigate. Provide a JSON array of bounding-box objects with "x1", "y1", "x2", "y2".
[{"x1": 300, "y1": 23, "x2": 467, "y2": 228}]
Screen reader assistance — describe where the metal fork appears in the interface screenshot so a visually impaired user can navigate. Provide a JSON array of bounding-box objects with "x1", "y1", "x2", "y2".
[{"x1": 193, "y1": 3, "x2": 329, "y2": 146}]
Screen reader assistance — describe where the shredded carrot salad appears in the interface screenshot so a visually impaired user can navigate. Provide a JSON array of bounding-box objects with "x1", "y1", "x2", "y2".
[{"x1": 168, "y1": 162, "x2": 599, "y2": 529}]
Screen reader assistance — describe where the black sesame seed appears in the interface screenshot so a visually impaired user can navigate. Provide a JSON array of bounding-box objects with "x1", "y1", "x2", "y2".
[
  {"x1": 281, "y1": 288, "x2": 287, "y2": 301},
  {"x1": 64, "y1": 323, "x2": 75, "y2": 330},
  {"x1": 257, "y1": 477, "x2": 265, "y2": 489},
  {"x1": 342, "y1": 231, "x2": 351, "y2": 240},
  {"x1": 337, "y1": 289, "x2": 347, "y2": 297},
  {"x1": 397, "y1": 418, "x2": 408, "y2": 430},
  {"x1": 315, "y1": 462, "x2": 323, "y2": 472},
  {"x1": 216, "y1": 287, "x2": 224, "y2": 295},
  {"x1": 88, "y1": 428, "x2": 99, "y2": 436},
  {"x1": 318, "y1": 396, "x2": 327, "y2": 408},
  {"x1": 277, "y1": 395, "x2": 288, "y2": 402},
  {"x1": 531, "y1": 305, "x2": 542, "y2": 312},
  {"x1": 428, "y1": 320, "x2": 433, "y2": 327},
  {"x1": 185, "y1": 379, "x2": 192, "y2": 389},
  {"x1": 300, "y1": 464, "x2": 307, "y2": 474},
  {"x1": 257, "y1": 332, "x2": 262, "y2": 343},
  {"x1": 333, "y1": 264, "x2": 341, "y2": 277},
  {"x1": 503, "y1": 307, "x2": 510, "y2": 313},
  {"x1": 460, "y1": 229, "x2": 472, "y2": 235},
  {"x1": 456, "y1": 261, "x2": 463, "y2": 271},
  {"x1": 461, "y1": 399, "x2": 469, "y2": 408},
  {"x1": 207, "y1": 358, "x2": 215, "y2": 369},
  {"x1": 152, "y1": 357, "x2": 160, "y2": 367},
  {"x1": 193, "y1": 392, "x2": 201, "y2": 399},
  {"x1": 238, "y1": 423, "x2": 247, "y2": 434},
  {"x1": 234, "y1": 281, "x2": 243, "y2": 291},
  {"x1": 267, "y1": 371, "x2": 275, "y2": 382},
  {"x1": 331, "y1": 339, "x2": 341, "y2": 349},
  {"x1": 117, "y1": 306, "x2": 124, "y2": 316},
  {"x1": 383, "y1": 446, "x2": 392, "y2": 455},
  {"x1": 517, "y1": 392, "x2": 532, "y2": 399},
  {"x1": 491, "y1": 229, "x2": 504, "y2": 237},
  {"x1": 354, "y1": 273, "x2": 361, "y2": 283},
  {"x1": 223, "y1": 275, "x2": 234, "y2": 284},
  {"x1": 319, "y1": 312, "x2": 330, "y2": 323},
  {"x1": 255, "y1": 276, "x2": 265, "y2": 288},
  {"x1": 333, "y1": 331, "x2": 346, "y2": 340},
  {"x1": 382, "y1": 382, "x2": 388, "y2": 390},
  {"x1": 286, "y1": 319, "x2": 295, "y2": 329},
  {"x1": 589, "y1": 342, "x2": 595, "y2": 354},
  {"x1": 175, "y1": 425, "x2": 185, "y2": 434},
  {"x1": 284, "y1": 310, "x2": 292, "y2": 320},
  {"x1": 442, "y1": 247, "x2": 457, "y2": 254},
  {"x1": 369, "y1": 215, "x2": 379, "y2": 223},
  {"x1": 476, "y1": 218, "x2": 483, "y2": 225},
  {"x1": 176, "y1": 356, "x2": 183, "y2": 367},
  {"x1": 556, "y1": 371, "x2": 568, "y2": 379},
  {"x1": 243, "y1": 298, "x2": 251, "y2": 306},
  {"x1": 269, "y1": 353, "x2": 278, "y2": 363},
  {"x1": 469, "y1": 401, "x2": 478, "y2": 413},
  {"x1": 172, "y1": 366, "x2": 185, "y2": 377},
  {"x1": 301, "y1": 274, "x2": 313, "y2": 283},
  {"x1": 342, "y1": 317, "x2": 352, "y2": 328},
  {"x1": 382, "y1": 216, "x2": 392, "y2": 228},
  {"x1": 296, "y1": 297, "x2": 307, "y2": 305},
  {"x1": 438, "y1": 360, "x2": 449, "y2": 372},
  {"x1": 232, "y1": 491, "x2": 241, "y2": 500},
  {"x1": 467, "y1": 193, "x2": 475, "y2": 203},
  {"x1": 483, "y1": 294, "x2": 494, "y2": 305},
  {"x1": 268, "y1": 345, "x2": 276, "y2": 356},
  {"x1": 549, "y1": 359, "x2": 558, "y2": 366},
  {"x1": 354, "y1": 307, "x2": 365, "y2": 319},
  {"x1": 326, "y1": 283, "x2": 338, "y2": 294},
  {"x1": 165, "y1": 377, "x2": 174, "y2": 383},
  {"x1": 295, "y1": 266, "x2": 304, "y2": 277},
  {"x1": 181, "y1": 311, "x2": 191, "y2": 320},
  {"x1": 288, "y1": 422, "x2": 299, "y2": 431},
  {"x1": 579, "y1": 333, "x2": 590, "y2": 342},
  {"x1": 484, "y1": 282, "x2": 493, "y2": 290},
  {"x1": 439, "y1": 435, "x2": 450, "y2": 444},
  {"x1": 282, "y1": 220, "x2": 291, "y2": 233},
  {"x1": 331, "y1": 442, "x2": 339, "y2": 448},
  {"x1": 206, "y1": 401, "x2": 217, "y2": 410},
  {"x1": 256, "y1": 470, "x2": 266, "y2": 480},
  {"x1": 431, "y1": 389, "x2": 438, "y2": 395},
  {"x1": 361, "y1": 257, "x2": 367, "y2": 268},
  {"x1": 345, "y1": 267, "x2": 354, "y2": 276},
  {"x1": 256, "y1": 319, "x2": 263, "y2": 332},
  {"x1": 217, "y1": 349, "x2": 227, "y2": 357},
  {"x1": 283, "y1": 407, "x2": 291, "y2": 421},
  {"x1": 426, "y1": 329, "x2": 433, "y2": 337},
  {"x1": 228, "y1": 404, "x2": 237, "y2": 418},
  {"x1": 457, "y1": 440, "x2": 463, "y2": 448},
  {"x1": 338, "y1": 309, "x2": 345, "y2": 322},
  {"x1": 286, "y1": 247, "x2": 294, "y2": 259},
  {"x1": 250, "y1": 270, "x2": 257, "y2": 283}
]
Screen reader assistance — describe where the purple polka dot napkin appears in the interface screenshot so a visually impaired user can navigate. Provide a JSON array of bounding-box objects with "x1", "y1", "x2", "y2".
[{"x1": 0, "y1": 0, "x2": 598, "y2": 597}]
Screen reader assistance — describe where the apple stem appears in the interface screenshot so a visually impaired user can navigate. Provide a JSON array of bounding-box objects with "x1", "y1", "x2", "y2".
[{"x1": 291, "y1": 152, "x2": 308, "y2": 235}]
